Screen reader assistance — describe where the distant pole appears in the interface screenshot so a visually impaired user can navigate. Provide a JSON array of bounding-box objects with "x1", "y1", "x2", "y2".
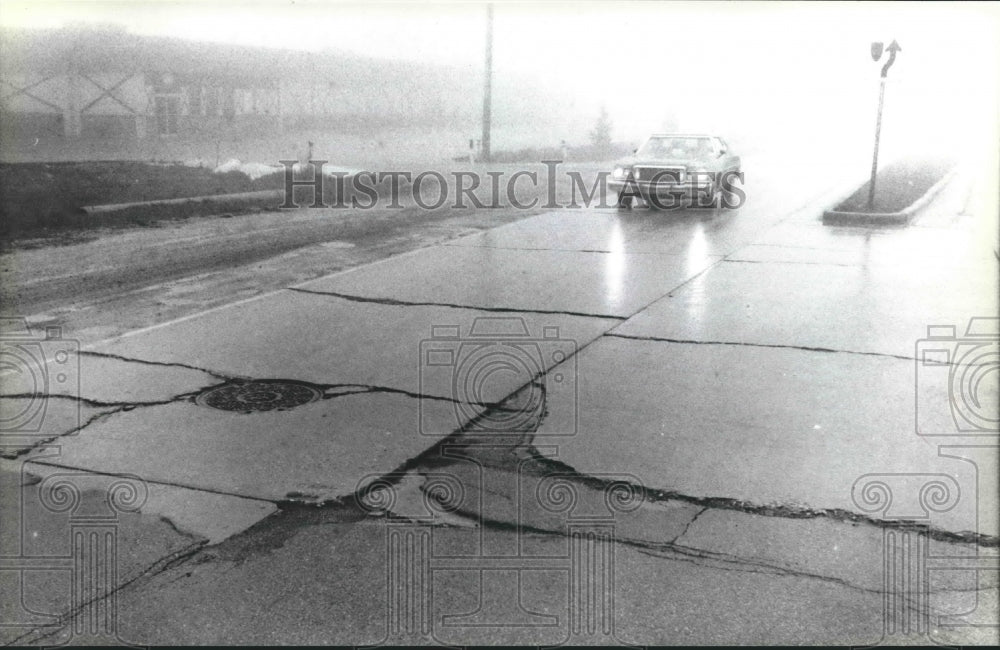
[
  {"x1": 868, "y1": 79, "x2": 886, "y2": 209},
  {"x1": 868, "y1": 40, "x2": 901, "y2": 209},
  {"x1": 482, "y1": 3, "x2": 493, "y2": 163}
]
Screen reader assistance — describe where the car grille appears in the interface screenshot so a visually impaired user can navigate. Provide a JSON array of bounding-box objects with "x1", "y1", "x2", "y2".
[{"x1": 634, "y1": 166, "x2": 685, "y2": 183}]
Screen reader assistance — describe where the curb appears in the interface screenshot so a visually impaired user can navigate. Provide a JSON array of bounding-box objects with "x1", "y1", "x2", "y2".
[
  {"x1": 79, "y1": 189, "x2": 284, "y2": 216},
  {"x1": 77, "y1": 164, "x2": 369, "y2": 217},
  {"x1": 821, "y1": 167, "x2": 958, "y2": 226}
]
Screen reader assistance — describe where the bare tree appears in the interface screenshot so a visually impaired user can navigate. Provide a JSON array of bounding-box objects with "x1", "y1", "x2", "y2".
[{"x1": 589, "y1": 105, "x2": 613, "y2": 155}]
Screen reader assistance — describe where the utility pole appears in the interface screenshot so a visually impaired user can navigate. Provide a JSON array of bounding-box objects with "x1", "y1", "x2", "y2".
[
  {"x1": 868, "y1": 40, "x2": 901, "y2": 209},
  {"x1": 481, "y1": 3, "x2": 493, "y2": 163}
]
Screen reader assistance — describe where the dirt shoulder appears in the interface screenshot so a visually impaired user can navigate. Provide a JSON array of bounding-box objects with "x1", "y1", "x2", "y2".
[{"x1": 1, "y1": 162, "x2": 608, "y2": 344}]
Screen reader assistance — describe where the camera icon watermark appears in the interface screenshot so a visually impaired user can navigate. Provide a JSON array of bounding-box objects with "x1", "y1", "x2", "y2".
[
  {"x1": 418, "y1": 316, "x2": 577, "y2": 436},
  {"x1": 851, "y1": 472, "x2": 998, "y2": 646},
  {"x1": 1, "y1": 451, "x2": 147, "y2": 646},
  {"x1": 354, "y1": 453, "x2": 643, "y2": 646},
  {"x1": 915, "y1": 317, "x2": 998, "y2": 437},
  {"x1": 0, "y1": 317, "x2": 80, "y2": 436}
]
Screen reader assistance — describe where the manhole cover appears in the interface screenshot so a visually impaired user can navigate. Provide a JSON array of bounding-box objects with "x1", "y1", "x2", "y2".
[{"x1": 195, "y1": 380, "x2": 323, "y2": 413}]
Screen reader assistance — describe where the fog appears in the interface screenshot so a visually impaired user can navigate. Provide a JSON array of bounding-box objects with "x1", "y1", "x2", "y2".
[{"x1": 2, "y1": 0, "x2": 997, "y2": 163}]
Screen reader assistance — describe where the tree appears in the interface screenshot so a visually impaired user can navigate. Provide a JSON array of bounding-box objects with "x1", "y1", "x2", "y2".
[{"x1": 589, "y1": 106, "x2": 613, "y2": 154}]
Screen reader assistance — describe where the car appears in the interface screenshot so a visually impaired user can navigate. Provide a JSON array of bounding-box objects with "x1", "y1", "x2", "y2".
[{"x1": 608, "y1": 134, "x2": 742, "y2": 209}]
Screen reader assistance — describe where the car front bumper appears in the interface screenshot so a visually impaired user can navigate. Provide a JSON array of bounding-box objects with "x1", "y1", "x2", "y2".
[{"x1": 608, "y1": 178, "x2": 715, "y2": 199}]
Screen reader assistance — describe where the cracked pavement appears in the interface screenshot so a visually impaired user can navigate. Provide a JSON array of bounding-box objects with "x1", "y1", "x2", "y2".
[{"x1": 1, "y1": 156, "x2": 997, "y2": 645}]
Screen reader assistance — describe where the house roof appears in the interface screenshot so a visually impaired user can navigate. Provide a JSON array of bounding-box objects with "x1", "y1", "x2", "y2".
[{"x1": 0, "y1": 26, "x2": 452, "y2": 87}]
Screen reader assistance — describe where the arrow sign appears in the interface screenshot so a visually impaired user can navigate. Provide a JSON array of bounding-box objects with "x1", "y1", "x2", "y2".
[
  {"x1": 881, "y1": 40, "x2": 901, "y2": 78},
  {"x1": 868, "y1": 39, "x2": 901, "y2": 208}
]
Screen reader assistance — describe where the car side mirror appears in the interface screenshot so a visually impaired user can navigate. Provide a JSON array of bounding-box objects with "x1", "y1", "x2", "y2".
[{"x1": 632, "y1": 148, "x2": 637, "y2": 154}]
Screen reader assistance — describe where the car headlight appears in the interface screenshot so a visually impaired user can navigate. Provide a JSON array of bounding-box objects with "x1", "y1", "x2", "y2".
[{"x1": 612, "y1": 167, "x2": 631, "y2": 180}]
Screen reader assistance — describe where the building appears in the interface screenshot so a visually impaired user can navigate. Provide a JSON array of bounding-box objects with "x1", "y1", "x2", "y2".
[{"x1": 0, "y1": 26, "x2": 477, "y2": 145}]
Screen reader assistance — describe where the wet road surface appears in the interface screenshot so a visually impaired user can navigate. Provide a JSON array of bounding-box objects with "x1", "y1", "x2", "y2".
[{"x1": 2, "y1": 155, "x2": 997, "y2": 645}]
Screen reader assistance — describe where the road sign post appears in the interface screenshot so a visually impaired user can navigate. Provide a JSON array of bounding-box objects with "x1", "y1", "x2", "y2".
[
  {"x1": 868, "y1": 40, "x2": 901, "y2": 209},
  {"x1": 482, "y1": 3, "x2": 493, "y2": 163}
]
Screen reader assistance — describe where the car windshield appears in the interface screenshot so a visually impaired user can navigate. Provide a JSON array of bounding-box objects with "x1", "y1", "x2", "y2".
[{"x1": 636, "y1": 136, "x2": 714, "y2": 160}]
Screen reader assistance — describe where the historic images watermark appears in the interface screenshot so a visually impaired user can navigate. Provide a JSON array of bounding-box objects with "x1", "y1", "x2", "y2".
[
  {"x1": 1, "y1": 317, "x2": 144, "y2": 645},
  {"x1": 417, "y1": 316, "x2": 577, "y2": 438},
  {"x1": 915, "y1": 317, "x2": 998, "y2": 438},
  {"x1": 354, "y1": 461, "x2": 644, "y2": 646},
  {"x1": 0, "y1": 319, "x2": 79, "y2": 438},
  {"x1": 350, "y1": 312, "x2": 639, "y2": 644},
  {"x1": 277, "y1": 160, "x2": 746, "y2": 211},
  {"x1": 852, "y1": 317, "x2": 998, "y2": 645}
]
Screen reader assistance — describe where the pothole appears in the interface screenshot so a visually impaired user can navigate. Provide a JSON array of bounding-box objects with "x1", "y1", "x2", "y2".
[{"x1": 194, "y1": 380, "x2": 324, "y2": 413}]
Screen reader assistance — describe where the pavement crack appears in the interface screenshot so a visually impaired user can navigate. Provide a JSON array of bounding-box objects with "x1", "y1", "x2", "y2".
[
  {"x1": 23, "y1": 458, "x2": 278, "y2": 503},
  {"x1": 437, "y1": 490, "x2": 973, "y2": 606},
  {"x1": 80, "y1": 350, "x2": 241, "y2": 381},
  {"x1": 0, "y1": 389, "x2": 205, "y2": 410},
  {"x1": 672, "y1": 506, "x2": 709, "y2": 543},
  {"x1": 319, "y1": 385, "x2": 375, "y2": 399},
  {"x1": 0, "y1": 392, "x2": 136, "y2": 409},
  {"x1": 748, "y1": 243, "x2": 847, "y2": 251},
  {"x1": 154, "y1": 512, "x2": 209, "y2": 543},
  {"x1": 442, "y1": 503, "x2": 887, "y2": 598},
  {"x1": 288, "y1": 286, "x2": 626, "y2": 321},
  {"x1": 0, "y1": 382, "x2": 229, "y2": 459},
  {"x1": 631, "y1": 541, "x2": 887, "y2": 597},
  {"x1": 0, "y1": 406, "x2": 125, "y2": 459},
  {"x1": 525, "y1": 452, "x2": 999, "y2": 548},
  {"x1": 723, "y1": 258, "x2": 861, "y2": 268},
  {"x1": 10, "y1": 538, "x2": 207, "y2": 646},
  {"x1": 313, "y1": 382, "x2": 520, "y2": 412},
  {"x1": 605, "y1": 332, "x2": 914, "y2": 362},
  {"x1": 354, "y1": 384, "x2": 519, "y2": 410}
]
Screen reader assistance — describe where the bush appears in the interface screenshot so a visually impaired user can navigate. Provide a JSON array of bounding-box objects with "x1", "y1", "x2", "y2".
[
  {"x1": 834, "y1": 158, "x2": 955, "y2": 214},
  {"x1": 0, "y1": 161, "x2": 286, "y2": 241}
]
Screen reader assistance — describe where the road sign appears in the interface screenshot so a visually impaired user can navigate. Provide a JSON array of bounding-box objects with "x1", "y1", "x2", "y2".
[
  {"x1": 868, "y1": 40, "x2": 902, "y2": 209},
  {"x1": 881, "y1": 40, "x2": 901, "y2": 78}
]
